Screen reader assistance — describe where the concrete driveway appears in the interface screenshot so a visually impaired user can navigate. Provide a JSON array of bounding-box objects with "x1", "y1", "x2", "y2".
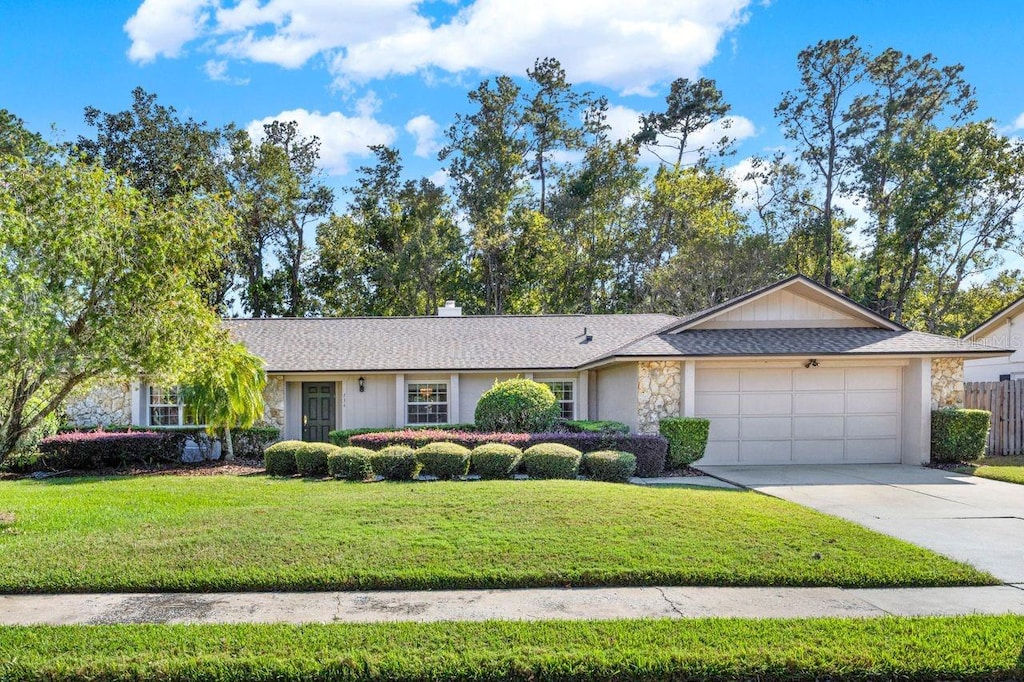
[{"x1": 698, "y1": 464, "x2": 1024, "y2": 584}]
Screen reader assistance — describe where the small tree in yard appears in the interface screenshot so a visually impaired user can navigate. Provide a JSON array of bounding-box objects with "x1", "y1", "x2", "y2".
[
  {"x1": 0, "y1": 147, "x2": 233, "y2": 464},
  {"x1": 182, "y1": 342, "x2": 266, "y2": 461}
]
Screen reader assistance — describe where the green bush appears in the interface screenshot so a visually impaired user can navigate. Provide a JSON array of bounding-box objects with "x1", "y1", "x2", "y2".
[
  {"x1": 328, "y1": 424, "x2": 475, "y2": 446},
  {"x1": 327, "y1": 446, "x2": 375, "y2": 481},
  {"x1": 293, "y1": 442, "x2": 339, "y2": 477},
  {"x1": 582, "y1": 450, "x2": 637, "y2": 483},
  {"x1": 415, "y1": 442, "x2": 472, "y2": 480},
  {"x1": 931, "y1": 409, "x2": 991, "y2": 463},
  {"x1": 659, "y1": 417, "x2": 710, "y2": 468},
  {"x1": 232, "y1": 426, "x2": 281, "y2": 459},
  {"x1": 475, "y1": 379, "x2": 560, "y2": 433},
  {"x1": 564, "y1": 420, "x2": 630, "y2": 435},
  {"x1": 470, "y1": 443, "x2": 522, "y2": 479},
  {"x1": 264, "y1": 441, "x2": 300, "y2": 476},
  {"x1": 522, "y1": 443, "x2": 582, "y2": 479},
  {"x1": 369, "y1": 445, "x2": 421, "y2": 480}
]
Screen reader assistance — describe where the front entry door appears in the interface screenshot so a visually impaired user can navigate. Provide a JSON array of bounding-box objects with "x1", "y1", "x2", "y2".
[{"x1": 302, "y1": 382, "x2": 336, "y2": 442}]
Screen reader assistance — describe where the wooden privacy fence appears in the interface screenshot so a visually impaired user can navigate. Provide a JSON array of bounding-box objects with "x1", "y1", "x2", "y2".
[{"x1": 964, "y1": 379, "x2": 1024, "y2": 456}]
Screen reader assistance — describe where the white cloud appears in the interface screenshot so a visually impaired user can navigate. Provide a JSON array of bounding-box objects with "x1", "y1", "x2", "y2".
[
  {"x1": 1012, "y1": 112, "x2": 1024, "y2": 131},
  {"x1": 405, "y1": 115, "x2": 441, "y2": 158},
  {"x1": 125, "y1": 0, "x2": 214, "y2": 63},
  {"x1": 204, "y1": 59, "x2": 250, "y2": 84},
  {"x1": 246, "y1": 108, "x2": 397, "y2": 175},
  {"x1": 427, "y1": 168, "x2": 449, "y2": 187},
  {"x1": 125, "y1": 0, "x2": 750, "y2": 93},
  {"x1": 354, "y1": 91, "x2": 382, "y2": 117}
]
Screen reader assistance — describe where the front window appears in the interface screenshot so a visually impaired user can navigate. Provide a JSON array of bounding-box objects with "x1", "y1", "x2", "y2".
[
  {"x1": 148, "y1": 386, "x2": 199, "y2": 426},
  {"x1": 406, "y1": 382, "x2": 448, "y2": 425},
  {"x1": 539, "y1": 380, "x2": 575, "y2": 420}
]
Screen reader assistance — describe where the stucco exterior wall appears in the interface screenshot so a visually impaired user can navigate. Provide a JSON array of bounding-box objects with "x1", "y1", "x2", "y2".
[
  {"x1": 931, "y1": 357, "x2": 965, "y2": 409},
  {"x1": 595, "y1": 363, "x2": 639, "y2": 433},
  {"x1": 65, "y1": 383, "x2": 133, "y2": 427},
  {"x1": 458, "y1": 373, "x2": 518, "y2": 425},
  {"x1": 965, "y1": 320, "x2": 1024, "y2": 382},
  {"x1": 344, "y1": 375, "x2": 396, "y2": 429},
  {"x1": 637, "y1": 361, "x2": 682, "y2": 434}
]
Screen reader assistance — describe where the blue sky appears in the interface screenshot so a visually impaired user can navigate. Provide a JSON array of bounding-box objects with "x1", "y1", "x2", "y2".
[{"x1": 2, "y1": 0, "x2": 1023, "y2": 194}]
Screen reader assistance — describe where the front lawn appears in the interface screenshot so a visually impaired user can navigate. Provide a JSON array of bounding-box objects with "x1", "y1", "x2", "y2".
[
  {"x1": 0, "y1": 476, "x2": 994, "y2": 592},
  {"x1": 1, "y1": 616, "x2": 1022, "y2": 681},
  {"x1": 962, "y1": 455, "x2": 1024, "y2": 485}
]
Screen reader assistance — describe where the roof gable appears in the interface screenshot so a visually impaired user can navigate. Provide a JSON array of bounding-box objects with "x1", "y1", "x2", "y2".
[
  {"x1": 963, "y1": 294, "x2": 1024, "y2": 340},
  {"x1": 664, "y1": 275, "x2": 903, "y2": 333}
]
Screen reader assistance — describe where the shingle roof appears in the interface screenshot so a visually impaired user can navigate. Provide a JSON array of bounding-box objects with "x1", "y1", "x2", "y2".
[
  {"x1": 224, "y1": 314, "x2": 679, "y2": 372},
  {"x1": 605, "y1": 327, "x2": 1008, "y2": 360}
]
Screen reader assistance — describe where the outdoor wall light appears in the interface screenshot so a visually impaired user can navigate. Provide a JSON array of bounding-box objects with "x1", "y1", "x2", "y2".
[
  {"x1": 358, "y1": 377, "x2": 366, "y2": 392},
  {"x1": 804, "y1": 359, "x2": 819, "y2": 368}
]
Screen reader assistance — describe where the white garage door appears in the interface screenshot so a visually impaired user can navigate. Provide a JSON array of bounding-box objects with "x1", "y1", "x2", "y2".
[{"x1": 695, "y1": 365, "x2": 902, "y2": 465}]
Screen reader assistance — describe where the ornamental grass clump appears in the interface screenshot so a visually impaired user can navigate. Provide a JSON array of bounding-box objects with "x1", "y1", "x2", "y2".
[
  {"x1": 415, "y1": 442, "x2": 472, "y2": 480},
  {"x1": 582, "y1": 450, "x2": 637, "y2": 483},
  {"x1": 327, "y1": 446, "x2": 375, "y2": 481},
  {"x1": 470, "y1": 443, "x2": 523, "y2": 479},
  {"x1": 370, "y1": 445, "x2": 421, "y2": 480},
  {"x1": 475, "y1": 379, "x2": 560, "y2": 433},
  {"x1": 522, "y1": 443, "x2": 582, "y2": 480}
]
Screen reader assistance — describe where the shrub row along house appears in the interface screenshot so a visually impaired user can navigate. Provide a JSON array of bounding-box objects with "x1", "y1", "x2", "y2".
[{"x1": 66, "y1": 276, "x2": 1008, "y2": 466}]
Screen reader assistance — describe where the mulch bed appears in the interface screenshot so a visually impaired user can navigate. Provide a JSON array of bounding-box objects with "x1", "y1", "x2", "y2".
[{"x1": 1, "y1": 458, "x2": 265, "y2": 480}]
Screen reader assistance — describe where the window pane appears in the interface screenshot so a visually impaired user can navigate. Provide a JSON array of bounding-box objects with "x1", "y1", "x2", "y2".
[
  {"x1": 149, "y1": 405, "x2": 180, "y2": 426},
  {"x1": 406, "y1": 382, "x2": 448, "y2": 424}
]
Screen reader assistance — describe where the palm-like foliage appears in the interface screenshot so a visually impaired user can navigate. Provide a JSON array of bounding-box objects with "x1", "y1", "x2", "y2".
[{"x1": 182, "y1": 342, "x2": 266, "y2": 461}]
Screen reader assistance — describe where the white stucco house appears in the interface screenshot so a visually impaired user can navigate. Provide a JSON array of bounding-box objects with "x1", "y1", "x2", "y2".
[
  {"x1": 963, "y1": 295, "x2": 1024, "y2": 382},
  {"x1": 66, "y1": 276, "x2": 1008, "y2": 466}
]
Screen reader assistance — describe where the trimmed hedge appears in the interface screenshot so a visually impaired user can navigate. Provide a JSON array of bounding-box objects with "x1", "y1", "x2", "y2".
[
  {"x1": 563, "y1": 419, "x2": 629, "y2": 434},
  {"x1": 475, "y1": 379, "x2": 560, "y2": 433},
  {"x1": 36, "y1": 431, "x2": 184, "y2": 470},
  {"x1": 415, "y1": 443, "x2": 472, "y2": 480},
  {"x1": 295, "y1": 443, "x2": 340, "y2": 477},
  {"x1": 264, "y1": 441, "x2": 300, "y2": 476},
  {"x1": 470, "y1": 443, "x2": 522, "y2": 480},
  {"x1": 659, "y1": 417, "x2": 710, "y2": 468},
  {"x1": 932, "y1": 409, "x2": 991, "y2": 464},
  {"x1": 328, "y1": 424, "x2": 475, "y2": 446},
  {"x1": 327, "y1": 446, "x2": 375, "y2": 481},
  {"x1": 522, "y1": 443, "x2": 582, "y2": 480},
  {"x1": 370, "y1": 445, "x2": 421, "y2": 480},
  {"x1": 582, "y1": 450, "x2": 637, "y2": 483}
]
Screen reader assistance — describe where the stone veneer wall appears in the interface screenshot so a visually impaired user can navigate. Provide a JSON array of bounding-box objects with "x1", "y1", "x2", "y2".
[
  {"x1": 637, "y1": 361, "x2": 682, "y2": 434},
  {"x1": 931, "y1": 357, "x2": 965, "y2": 410},
  {"x1": 65, "y1": 383, "x2": 132, "y2": 427},
  {"x1": 263, "y1": 375, "x2": 286, "y2": 429}
]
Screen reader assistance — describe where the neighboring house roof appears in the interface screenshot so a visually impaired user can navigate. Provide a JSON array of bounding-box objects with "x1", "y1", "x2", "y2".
[
  {"x1": 963, "y1": 294, "x2": 1024, "y2": 340},
  {"x1": 224, "y1": 314, "x2": 679, "y2": 373},
  {"x1": 225, "y1": 276, "x2": 1010, "y2": 374},
  {"x1": 593, "y1": 328, "x2": 1006, "y2": 365}
]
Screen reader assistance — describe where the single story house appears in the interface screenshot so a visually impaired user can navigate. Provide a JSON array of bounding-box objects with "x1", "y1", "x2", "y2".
[
  {"x1": 963, "y1": 295, "x2": 1024, "y2": 382},
  {"x1": 66, "y1": 275, "x2": 1008, "y2": 466}
]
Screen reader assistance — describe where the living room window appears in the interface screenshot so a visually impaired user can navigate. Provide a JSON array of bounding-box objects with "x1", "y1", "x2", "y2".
[
  {"x1": 406, "y1": 382, "x2": 449, "y2": 425},
  {"x1": 148, "y1": 386, "x2": 199, "y2": 426},
  {"x1": 538, "y1": 379, "x2": 575, "y2": 420}
]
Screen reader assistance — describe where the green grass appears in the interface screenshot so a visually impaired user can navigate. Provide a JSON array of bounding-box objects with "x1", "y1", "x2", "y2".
[
  {"x1": 0, "y1": 476, "x2": 995, "y2": 592},
  {"x1": 1, "y1": 616, "x2": 1022, "y2": 680},
  {"x1": 963, "y1": 455, "x2": 1024, "y2": 485}
]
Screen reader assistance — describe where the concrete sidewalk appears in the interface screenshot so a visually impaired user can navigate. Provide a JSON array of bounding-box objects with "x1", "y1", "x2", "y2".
[{"x1": 3, "y1": 585, "x2": 1023, "y2": 625}]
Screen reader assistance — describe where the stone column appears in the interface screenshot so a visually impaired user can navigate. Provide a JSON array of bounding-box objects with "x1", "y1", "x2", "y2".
[
  {"x1": 262, "y1": 376, "x2": 286, "y2": 429},
  {"x1": 65, "y1": 383, "x2": 132, "y2": 427},
  {"x1": 930, "y1": 357, "x2": 965, "y2": 409},
  {"x1": 637, "y1": 361, "x2": 682, "y2": 434}
]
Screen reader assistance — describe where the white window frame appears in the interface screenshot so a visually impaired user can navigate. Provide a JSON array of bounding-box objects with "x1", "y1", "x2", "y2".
[
  {"x1": 405, "y1": 381, "x2": 449, "y2": 426},
  {"x1": 538, "y1": 378, "x2": 576, "y2": 421},
  {"x1": 147, "y1": 385, "x2": 199, "y2": 427}
]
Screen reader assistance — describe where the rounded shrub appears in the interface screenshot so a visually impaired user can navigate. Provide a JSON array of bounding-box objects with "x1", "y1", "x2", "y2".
[
  {"x1": 521, "y1": 443, "x2": 582, "y2": 480},
  {"x1": 659, "y1": 417, "x2": 710, "y2": 468},
  {"x1": 931, "y1": 408, "x2": 991, "y2": 463},
  {"x1": 369, "y1": 445, "x2": 421, "y2": 480},
  {"x1": 264, "y1": 440, "x2": 301, "y2": 476},
  {"x1": 327, "y1": 446, "x2": 375, "y2": 481},
  {"x1": 415, "y1": 442, "x2": 472, "y2": 480},
  {"x1": 294, "y1": 442, "x2": 339, "y2": 477},
  {"x1": 582, "y1": 450, "x2": 637, "y2": 483},
  {"x1": 475, "y1": 378, "x2": 560, "y2": 433},
  {"x1": 470, "y1": 443, "x2": 522, "y2": 480}
]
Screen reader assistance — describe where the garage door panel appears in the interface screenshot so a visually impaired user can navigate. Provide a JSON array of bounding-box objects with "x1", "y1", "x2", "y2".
[
  {"x1": 696, "y1": 369, "x2": 739, "y2": 392},
  {"x1": 794, "y1": 392, "x2": 845, "y2": 414},
  {"x1": 696, "y1": 393, "x2": 739, "y2": 416},
  {"x1": 794, "y1": 416, "x2": 844, "y2": 439},
  {"x1": 846, "y1": 438, "x2": 899, "y2": 462},
  {"x1": 847, "y1": 415, "x2": 898, "y2": 438},
  {"x1": 703, "y1": 441, "x2": 739, "y2": 465},
  {"x1": 847, "y1": 390, "x2": 900, "y2": 414},
  {"x1": 847, "y1": 367, "x2": 900, "y2": 390},
  {"x1": 793, "y1": 440, "x2": 845, "y2": 463},
  {"x1": 794, "y1": 368, "x2": 845, "y2": 391},
  {"x1": 707, "y1": 417, "x2": 739, "y2": 441},
  {"x1": 741, "y1": 369, "x2": 792, "y2": 392},
  {"x1": 740, "y1": 417, "x2": 791, "y2": 439},
  {"x1": 741, "y1": 393, "x2": 792, "y2": 415},
  {"x1": 741, "y1": 439, "x2": 792, "y2": 463}
]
